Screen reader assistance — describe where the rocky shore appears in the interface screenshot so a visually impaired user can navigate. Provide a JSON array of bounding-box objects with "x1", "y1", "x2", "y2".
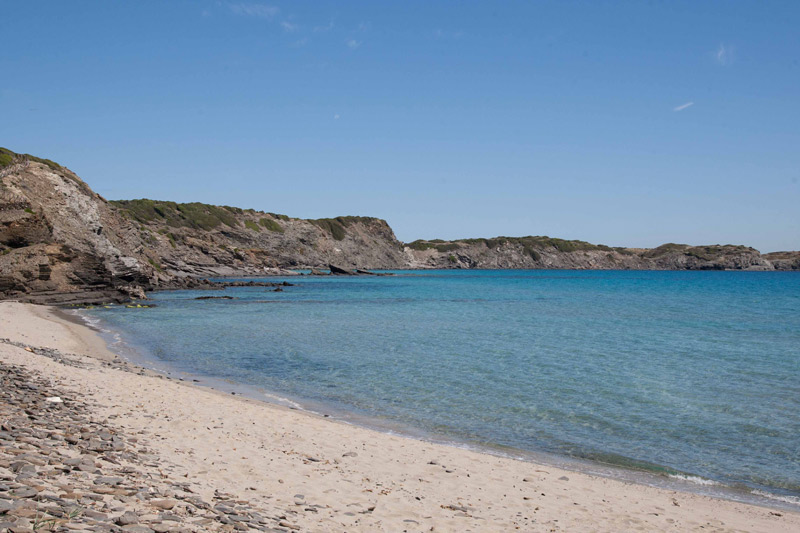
[{"x1": 0, "y1": 339, "x2": 303, "y2": 533}]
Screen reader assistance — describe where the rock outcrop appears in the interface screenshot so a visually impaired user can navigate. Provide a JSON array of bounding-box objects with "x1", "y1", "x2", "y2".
[
  {"x1": 402, "y1": 238, "x2": 778, "y2": 271},
  {"x1": 0, "y1": 153, "x2": 158, "y2": 304},
  {"x1": 1, "y1": 147, "x2": 797, "y2": 304}
]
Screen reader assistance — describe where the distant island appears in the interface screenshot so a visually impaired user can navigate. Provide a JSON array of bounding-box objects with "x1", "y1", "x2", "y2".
[{"x1": 1, "y1": 147, "x2": 798, "y2": 304}]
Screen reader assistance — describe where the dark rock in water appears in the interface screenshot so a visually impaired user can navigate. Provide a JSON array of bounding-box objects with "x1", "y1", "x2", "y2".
[
  {"x1": 328, "y1": 264, "x2": 354, "y2": 275},
  {"x1": 194, "y1": 296, "x2": 235, "y2": 300},
  {"x1": 356, "y1": 269, "x2": 394, "y2": 276}
]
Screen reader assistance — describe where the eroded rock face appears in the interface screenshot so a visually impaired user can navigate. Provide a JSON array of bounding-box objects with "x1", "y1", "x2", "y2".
[
  {"x1": 402, "y1": 239, "x2": 779, "y2": 271},
  {"x1": 1, "y1": 159, "x2": 157, "y2": 303},
  {"x1": 0, "y1": 154, "x2": 408, "y2": 303},
  {"x1": 764, "y1": 251, "x2": 800, "y2": 271}
]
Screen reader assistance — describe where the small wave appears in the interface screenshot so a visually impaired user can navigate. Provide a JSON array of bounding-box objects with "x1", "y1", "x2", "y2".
[
  {"x1": 262, "y1": 392, "x2": 303, "y2": 410},
  {"x1": 668, "y1": 474, "x2": 720, "y2": 486},
  {"x1": 751, "y1": 490, "x2": 800, "y2": 506}
]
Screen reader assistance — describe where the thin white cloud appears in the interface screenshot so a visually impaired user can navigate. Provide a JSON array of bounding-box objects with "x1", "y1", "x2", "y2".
[
  {"x1": 228, "y1": 3, "x2": 279, "y2": 19},
  {"x1": 281, "y1": 21, "x2": 298, "y2": 32},
  {"x1": 346, "y1": 39, "x2": 361, "y2": 50},
  {"x1": 314, "y1": 19, "x2": 335, "y2": 32},
  {"x1": 715, "y1": 43, "x2": 734, "y2": 66},
  {"x1": 673, "y1": 102, "x2": 694, "y2": 112}
]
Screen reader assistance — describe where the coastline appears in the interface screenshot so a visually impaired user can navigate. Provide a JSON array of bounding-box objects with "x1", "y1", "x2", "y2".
[
  {"x1": 2, "y1": 301, "x2": 799, "y2": 532},
  {"x1": 66, "y1": 301, "x2": 800, "y2": 513}
]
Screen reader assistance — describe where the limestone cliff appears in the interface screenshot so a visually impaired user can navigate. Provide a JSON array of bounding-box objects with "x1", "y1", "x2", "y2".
[
  {"x1": 402, "y1": 238, "x2": 784, "y2": 271},
  {"x1": 108, "y1": 199, "x2": 406, "y2": 277},
  {"x1": 0, "y1": 148, "x2": 406, "y2": 303},
  {"x1": 1, "y1": 147, "x2": 797, "y2": 304},
  {"x1": 0, "y1": 152, "x2": 157, "y2": 304}
]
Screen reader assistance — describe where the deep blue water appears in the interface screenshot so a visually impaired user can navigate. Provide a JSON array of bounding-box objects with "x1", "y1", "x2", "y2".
[{"x1": 84, "y1": 270, "x2": 800, "y2": 503}]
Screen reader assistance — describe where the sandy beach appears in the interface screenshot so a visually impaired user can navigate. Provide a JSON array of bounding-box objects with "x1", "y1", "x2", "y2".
[{"x1": 1, "y1": 301, "x2": 798, "y2": 532}]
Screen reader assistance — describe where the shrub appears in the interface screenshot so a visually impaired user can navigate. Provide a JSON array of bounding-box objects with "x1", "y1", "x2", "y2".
[
  {"x1": 0, "y1": 148, "x2": 13, "y2": 169},
  {"x1": 434, "y1": 243, "x2": 460, "y2": 252},
  {"x1": 111, "y1": 199, "x2": 241, "y2": 231},
  {"x1": 259, "y1": 218, "x2": 285, "y2": 233},
  {"x1": 147, "y1": 258, "x2": 164, "y2": 272},
  {"x1": 407, "y1": 240, "x2": 434, "y2": 251},
  {"x1": 309, "y1": 218, "x2": 347, "y2": 240},
  {"x1": 0, "y1": 147, "x2": 61, "y2": 171},
  {"x1": 244, "y1": 220, "x2": 261, "y2": 232}
]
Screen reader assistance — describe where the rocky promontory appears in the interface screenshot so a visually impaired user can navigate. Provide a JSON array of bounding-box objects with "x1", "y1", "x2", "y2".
[{"x1": 1, "y1": 147, "x2": 798, "y2": 304}]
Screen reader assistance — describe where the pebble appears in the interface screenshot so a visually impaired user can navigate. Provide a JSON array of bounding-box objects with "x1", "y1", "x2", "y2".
[{"x1": 0, "y1": 352, "x2": 303, "y2": 533}]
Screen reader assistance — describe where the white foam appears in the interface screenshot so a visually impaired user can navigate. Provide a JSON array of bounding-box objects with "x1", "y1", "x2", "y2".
[
  {"x1": 668, "y1": 474, "x2": 720, "y2": 486},
  {"x1": 751, "y1": 490, "x2": 800, "y2": 506},
  {"x1": 262, "y1": 392, "x2": 303, "y2": 410}
]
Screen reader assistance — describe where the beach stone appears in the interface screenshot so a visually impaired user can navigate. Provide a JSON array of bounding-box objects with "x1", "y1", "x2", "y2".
[
  {"x1": 121, "y1": 526, "x2": 155, "y2": 533},
  {"x1": 95, "y1": 476, "x2": 124, "y2": 486},
  {"x1": 9, "y1": 487, "x2": 37, "y2": 499},
  {"x1": 151, "y1": 499, "x2": 178, "y2": 510},
  {"x1": 117, "y1": 510, "x2": 139, "y2": 525}
]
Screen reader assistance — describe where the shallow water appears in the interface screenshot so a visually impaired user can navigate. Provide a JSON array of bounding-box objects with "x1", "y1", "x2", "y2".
[{"x1": 83, "y1": 270, "x2": 800, "y2": 504}]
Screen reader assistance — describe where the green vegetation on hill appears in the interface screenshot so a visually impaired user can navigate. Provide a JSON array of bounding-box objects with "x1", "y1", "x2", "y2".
[
  {"x1": 409, "y1": 235, "x2": 640, "y2": 261},
  {"x1": 111, "y1": 199, "x2": 241, "y2": 231},
  {"x1": 643, "y1": 243, "x2": 752, "y2": 260},
  {"x1": 406, "y1": 240, "x2": 461, "y2": 252},
  {"x1": 309, "y1": 216, "x2": 380, "y2": 241},
  {"x1": 244, "y1": 220, "x2": 261, "y2": 232},
  {"x1": 0, "y1": 148, "x2": 13, "y2": 169},
  {"x1": 310, "y1": 218, "x2": 347, "y2": 240},
  {"x1": 0, "y1": 147, "x2": 62, "y2": 171},
  {"x1": 259, "y1": 217, "x2": 285, "y2": 233}
]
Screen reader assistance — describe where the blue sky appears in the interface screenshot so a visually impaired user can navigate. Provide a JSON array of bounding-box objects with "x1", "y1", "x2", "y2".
[{"x1": 1, "y1": 1, "x2": 798, "y2": 251}]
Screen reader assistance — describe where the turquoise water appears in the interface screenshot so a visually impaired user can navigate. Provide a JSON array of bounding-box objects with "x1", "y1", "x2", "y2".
[{"x1": 84, "y1": 270, "x2": 800, "y2": 504}]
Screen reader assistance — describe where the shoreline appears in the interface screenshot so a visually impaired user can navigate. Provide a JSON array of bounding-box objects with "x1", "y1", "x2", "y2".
[
  {"x1": 71, "y1": 298, "x2": 800, "y2": 513},
  {"x1": 2, "y1": 301, "x2": 799, "y2": 531}
]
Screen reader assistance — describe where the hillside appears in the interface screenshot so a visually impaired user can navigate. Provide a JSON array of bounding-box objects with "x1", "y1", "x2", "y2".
[
  {"x1": 0, "y1": 148, "x2": 405, "y2": 303},
  {"x1": 402, "y1": 237, "x2": 784, "y2": 271},
  {"x1": 1, "y1": 148, "x2": 797, "y2": 303},
  {"x1": 108, "y1": 198, "x2": 406, "y2": 277}
]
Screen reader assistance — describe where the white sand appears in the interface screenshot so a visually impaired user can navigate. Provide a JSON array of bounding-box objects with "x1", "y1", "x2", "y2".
[{"x1": 1, "y1": 301, "x2": 797, "y2": 532}]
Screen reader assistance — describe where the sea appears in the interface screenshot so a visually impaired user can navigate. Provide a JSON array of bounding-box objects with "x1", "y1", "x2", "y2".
[{"x1": 78, "y1": 269, "x2": 800, "y2": 509}]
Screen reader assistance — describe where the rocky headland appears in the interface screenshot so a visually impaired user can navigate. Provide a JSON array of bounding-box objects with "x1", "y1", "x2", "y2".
[{"x1": 1, "y1": 147, "x2": 798, "y2": 304}]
